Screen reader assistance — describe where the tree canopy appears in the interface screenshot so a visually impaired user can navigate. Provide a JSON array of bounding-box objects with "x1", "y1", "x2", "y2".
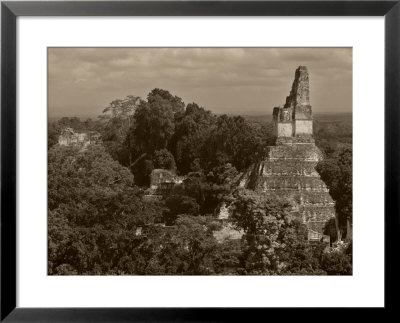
[
  {"x1": 317, "y1": 147, "x2": 352, "y2": 239},
  {"x1": 48, "y1": 144, "x2": 162, "y2": 274},
  {"x1": 48, "y1": 88, "x2": 352, "y2": 276}
]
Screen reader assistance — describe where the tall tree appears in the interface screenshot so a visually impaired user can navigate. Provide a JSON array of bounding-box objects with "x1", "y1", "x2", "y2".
[
  {"x1": 99, "y1": 95, "x2": 141, "y2": 164},
  {"x1": 147, "y1": 88, "x2": 185, "y2": 114},
  {"x1": 132, "y1": 97, "x2": 177, "y2": 154},
  {"x1": 230, "y1": 189, "x2": 324, "y2": 275},
  {"x1": 317, "y1": 147, "x2": 352, "y2": 239},
  {"x1": 229, "y1": 189, "x2": 292, "y2": 274},
  {"x1": 170, "y1": 102, "x2": 216, "y2": 174},
  {"x1": 201, "y1": 115, "x2": 267, "y2": 173},
  {"x1": 126, "y1": 89, "x2": 185, "y2": 185},
  {"x1": 152, "y1": 149, "x2": 176, "y2": 171},
  {"x1": 139, "y1": 216, "x2": 217, "y2": 275},
  {"x1": 48, "y1": 144, "x2": 162, "y2": 274}
]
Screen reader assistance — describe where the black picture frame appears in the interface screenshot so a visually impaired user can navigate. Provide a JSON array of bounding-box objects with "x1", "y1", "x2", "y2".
[{"x1": 1, "y1": 1, "x2": 399, "y2": 321}]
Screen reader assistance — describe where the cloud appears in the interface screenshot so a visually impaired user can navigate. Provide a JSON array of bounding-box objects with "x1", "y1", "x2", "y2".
[{"x1": 48, "y1": 47, "x2": 352, "y2": 118}]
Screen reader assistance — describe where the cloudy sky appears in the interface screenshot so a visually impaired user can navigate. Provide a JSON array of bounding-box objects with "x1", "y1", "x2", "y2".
[{"x1": 48, "y1": 48, "x2": 352, "y2": 118}]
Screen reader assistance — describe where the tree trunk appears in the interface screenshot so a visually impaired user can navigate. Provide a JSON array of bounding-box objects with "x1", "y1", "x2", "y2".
[
  {"x1": 128, "y1": 133, "x2": 132, "y2": 167},
  {"x1": 130, "y1": 153, "x2": 147, "y2": 169},
  {"x1": 346, "y1": 218, "x2": 352, "y2": 241},
  {"x1": 335, "y1": 214, "x2": 341, "y2": 242}
]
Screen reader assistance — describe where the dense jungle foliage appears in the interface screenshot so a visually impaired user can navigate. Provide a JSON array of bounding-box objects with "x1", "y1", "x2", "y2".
[{"x1": 48, "y1": 89, "x2": 352, "y2": 275}]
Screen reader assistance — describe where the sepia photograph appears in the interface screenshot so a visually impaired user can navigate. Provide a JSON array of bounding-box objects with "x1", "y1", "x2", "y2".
[{"x1": 48, "y1": 48, "x2": 352, "y2": 276}]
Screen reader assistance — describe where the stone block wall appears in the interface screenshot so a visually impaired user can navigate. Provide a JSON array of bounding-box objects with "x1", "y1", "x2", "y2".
[
  {"x1": 255, "y1": 176, "x2": 330, "y2": 192},
  {"x1": 274, "y1": 66, "x2": 314, "y2": 138},
  {"x1": 268, "y1": 144, "x2": 323, "y2": 161},
  {"x1": 294, "y1": 120, "x2": 313, "y2": 136},
  {"x1": 260, "y1": 159, "x2": 320, "y2": 177},
  {"x1": 276, "y1": 122, "x2": 293, "y2": 137},
  {"x1": 150, "y1": 169, "x2": 177, "y2": 190},
  {"x1": 58, "y1": 128, "x2": 101, "y2": 148}
]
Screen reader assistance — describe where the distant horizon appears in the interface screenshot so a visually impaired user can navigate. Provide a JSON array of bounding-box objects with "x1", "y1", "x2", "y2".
[
  {"x1": 49, "y1": 48, "x2": 352, "y2": 119},
  {"x1": 48, "y1": 102, "x2": 353, "y2": 120},
  {"x1": 48, "y1": 110, "x2": 353, "y2": 122}
]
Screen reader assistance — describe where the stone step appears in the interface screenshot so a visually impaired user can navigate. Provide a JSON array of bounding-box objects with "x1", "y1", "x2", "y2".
[
  {"x1": 267, "y1": 143, "x2": 323, "y2": 161},
  {"x1": 257, "y1": 159, "x2": 320, "y2": 177}
]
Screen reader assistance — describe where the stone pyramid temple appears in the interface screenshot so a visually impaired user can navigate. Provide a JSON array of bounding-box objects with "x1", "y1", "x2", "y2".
[{"x1": 242, "y1": 66, "x2": 335, "y2": 241}]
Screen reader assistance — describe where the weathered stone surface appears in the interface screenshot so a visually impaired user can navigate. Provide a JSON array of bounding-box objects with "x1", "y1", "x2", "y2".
[
  {"x1": 245, "y1": 66, "x2": 335, "y2": 238},
  {"x1": 149, "y1": 168, "x2": 185, "y2": 191},
  {"x1": 285, "y1": 65, "x2": 310, "y2": 108},
  {"x1": 217, "y1": 202, "x2": 230, "y2": 220},
  {"x1": 213, "y1": 221, "x2": 244, "y2": 243},
  {"x1": 58, "y1": 127, "x2": 100, "y2": 147},
  {"x1": 273, "y1": 66, "x2": 313, "y2": 137}
]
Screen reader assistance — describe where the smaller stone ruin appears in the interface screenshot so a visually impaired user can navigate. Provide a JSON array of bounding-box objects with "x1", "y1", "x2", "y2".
[
  {"x1": 213, "y1": 202, "x2": 244, "y2": 243},
  {"x1": 149, "y1": 169, "x2": 185, "y2": 192},
  {"x1": 58, "y1": 127, "x2": 100, "y2": 148}
]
